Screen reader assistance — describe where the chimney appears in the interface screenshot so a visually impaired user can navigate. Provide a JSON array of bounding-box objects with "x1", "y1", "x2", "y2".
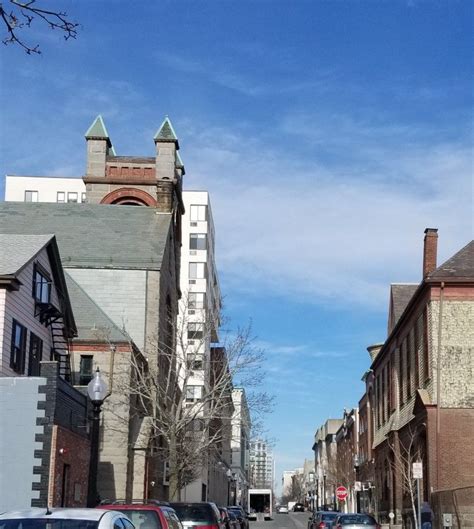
[{"x1": 423, "y1": 228, "x2": 438, "y2": 278}]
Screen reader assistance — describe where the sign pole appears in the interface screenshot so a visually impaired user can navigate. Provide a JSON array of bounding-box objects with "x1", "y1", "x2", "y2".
[{"x1": 417, "y1": 478, "x2": 421, "y2": 529}]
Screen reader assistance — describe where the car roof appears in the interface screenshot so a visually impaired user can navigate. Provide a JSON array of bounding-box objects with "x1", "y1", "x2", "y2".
[
  {"x1": 0, "y1": 508, "x2": 116, "y2": 521},
  {"x1": 101, "y1": 504, "x2": 164, "y2": 511}
]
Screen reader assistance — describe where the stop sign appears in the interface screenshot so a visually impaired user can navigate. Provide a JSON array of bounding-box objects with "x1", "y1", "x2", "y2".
[{"x1": 336, "y1": 486, "x2": 348, "y2": 501}]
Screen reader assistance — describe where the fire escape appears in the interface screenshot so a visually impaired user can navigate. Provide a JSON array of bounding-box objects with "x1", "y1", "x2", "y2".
[{"x1": 35, "y1": 302, "x2": 72, "y2": 381}]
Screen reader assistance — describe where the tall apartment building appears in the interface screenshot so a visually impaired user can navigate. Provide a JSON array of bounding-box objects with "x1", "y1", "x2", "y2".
[
  {"x1": 179, "y1": 190, "x2": 223, "y2": 502},
  {"x1": 250, "y1": 439, "x2": 274, "y2": 489}
]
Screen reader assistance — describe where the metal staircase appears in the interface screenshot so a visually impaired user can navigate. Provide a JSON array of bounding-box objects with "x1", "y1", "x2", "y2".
[{"x1": 35, "y1": 302, "x2": 72, "y2": 381}]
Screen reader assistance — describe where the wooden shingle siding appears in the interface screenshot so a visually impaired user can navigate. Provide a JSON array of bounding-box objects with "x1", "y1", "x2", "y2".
[{"x1": 1, "y1": 247, "x2": 60, "y2": 377}]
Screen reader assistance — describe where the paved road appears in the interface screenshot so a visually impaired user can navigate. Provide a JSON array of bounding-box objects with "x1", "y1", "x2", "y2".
[{"x1": 250, "y1": 512, "x2": 310, "y2": 529}]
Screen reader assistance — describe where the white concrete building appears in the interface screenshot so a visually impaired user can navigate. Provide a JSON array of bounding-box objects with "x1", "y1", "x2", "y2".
[
  {"x1": 250, "y1": 439, "x2": 274, "y2": 489},
  {"x1": 179, "y1": 190, "x2": 222, "y2": 502},
  {"x1": 231, "y1": 388, "x2": 251, "y2": 507},
  {"x1": 5, "y1": 175, "x2": 86, "y2": 204}
]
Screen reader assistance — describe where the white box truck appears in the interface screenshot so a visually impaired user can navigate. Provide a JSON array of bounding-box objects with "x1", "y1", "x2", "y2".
[{"x1": 248, "y1": 488, "x2": 273, "y2": 520}]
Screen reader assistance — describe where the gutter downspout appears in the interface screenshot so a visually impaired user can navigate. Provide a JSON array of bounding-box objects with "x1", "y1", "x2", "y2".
[{"x1": 436, "y1": 281, "x2": 445, "y2": 490}]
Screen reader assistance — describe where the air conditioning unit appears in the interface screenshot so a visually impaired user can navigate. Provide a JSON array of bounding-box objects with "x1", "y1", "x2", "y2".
[
  {"x1": 188, "y1": 340, "x2": 195, "y2": 345},
  {"x1": 190, "y1": 250, "x2": 197, "y2": 255},
  {"x1": 188, "y1": 309, "x2": 195, "y2": 315},
  {"x1": 189, "y1": 280, "x2": 196, "y2": 284},
  {"x1": 191, "y1": 222, "x2": 198, "y2": 226}
]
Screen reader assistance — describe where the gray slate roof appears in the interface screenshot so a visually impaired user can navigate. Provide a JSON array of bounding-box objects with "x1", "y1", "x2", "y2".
[
  {"x1": 389, "y1": 284, "x2": 418, "y2": 331},
  {"x1": 0, "y1": 202, "x2": 172, "y2": 270},
  {"x1": 0, "y1": 233, "x2": 54, "y2": 275},
  {"x1": 65, "y1": 272, "x2": 129, "y2": 343},
  {"x1": 428, "y1": 240, "x2": 474, "y2": 279}
]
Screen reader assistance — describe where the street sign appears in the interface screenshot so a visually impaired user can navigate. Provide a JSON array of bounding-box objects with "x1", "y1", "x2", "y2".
[
  {"x1": 336, "y1": 486, "x2": 348, "y2": 501},
  {"x1": 412, "y1": 461, "x2": 423, "y2": 479}
]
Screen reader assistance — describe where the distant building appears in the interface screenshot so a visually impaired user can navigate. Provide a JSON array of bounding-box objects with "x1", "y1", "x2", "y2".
[
  {"x1": 335, "y1": 408, "x2": 359, "y2": 513},
  {"x1": 5, "y1": 175, "x2": 86, "y2": 204},
  {"x1": 312, "y1": 418, "x2": 342, "y2": 510},
  {"x1": 282, "y1": 470, "x2": 295, "y2": 498},
  {"x1": 250, "y1": 439, "x2": 274, "y2": 489},
  {"x1": 231, "y1": 388, "x2": 251, "y2": 507}
]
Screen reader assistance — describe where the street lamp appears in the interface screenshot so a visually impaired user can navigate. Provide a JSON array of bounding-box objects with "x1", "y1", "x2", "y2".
[
  {"x1": 323, "y1": 472, "x2": 327, "y2": 510},
  {"x1": 87, "y1": 368, "x2": 108, "y2": 507}
]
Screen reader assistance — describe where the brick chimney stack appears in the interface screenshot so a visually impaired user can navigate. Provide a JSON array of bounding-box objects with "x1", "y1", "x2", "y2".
[{"x1": 423, "y1": 228, "x2": 438, "y2": 278}]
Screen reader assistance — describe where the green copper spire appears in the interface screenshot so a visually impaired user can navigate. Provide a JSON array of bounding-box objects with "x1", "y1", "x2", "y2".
[
  {"x1": 154, "y1": 116, "x2": 179, "y2": 147},
  {"x1": 85, "y1": 115, "x2": 110, "y2": 140}
]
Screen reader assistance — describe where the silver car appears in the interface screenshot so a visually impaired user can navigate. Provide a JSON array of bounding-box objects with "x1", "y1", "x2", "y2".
[
  {"x1": 333, "y1": 514, "x2": 379, "y2": 529},
  {"x1": 0, "y1": 508, "x2": 135, "y2": 529}
]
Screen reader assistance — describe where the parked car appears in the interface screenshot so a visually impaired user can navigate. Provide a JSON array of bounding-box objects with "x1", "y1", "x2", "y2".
[
  {"x1": 293, "y1": 503, "x2": 305, "y2": 512},
  {"x1": 100, "y1": 501, "x2": 181, "y2": 529},
  {"x1": 0, "y1": 508, "x2": 134, "y2": 529},
  {"x1": 333, "y1": 514, "x2": 380, "y2": 529},
  {"x1": 219, "y1": 508, "x2": 239, "y2": 529},
  {"x1": 170, "y1": 502, "x2": 225, "y2": 529},
  {"x1": 277, "y1": 506, "x2": 289, "y2": 514},
  {"x1": 226, "y1": 506, "x2": 249, "y2": 529},
  {"x1": 310, "y1": 511, "x2": 339, "y2": 529}
]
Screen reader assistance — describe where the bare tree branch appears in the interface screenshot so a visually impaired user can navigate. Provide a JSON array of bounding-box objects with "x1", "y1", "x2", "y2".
[{"x1": 1, "y1": 0, "x2": 78, "y2": 54}]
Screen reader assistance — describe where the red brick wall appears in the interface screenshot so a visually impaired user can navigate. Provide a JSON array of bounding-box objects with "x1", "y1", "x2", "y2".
[
  {"x1": 49, "y1": 425, "x2": 90, "y2": 507},
  {"x1": 436, "y1": 408, "x2": 474, "y2": 490}
]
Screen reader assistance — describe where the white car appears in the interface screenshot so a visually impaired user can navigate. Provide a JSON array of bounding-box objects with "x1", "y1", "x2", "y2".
[
  {"x1": 277, "y1": 506, "x2": 289, "y2": 514},
  {"x1": 0, "y1": 508, "x2": 135, "y2": 528}
]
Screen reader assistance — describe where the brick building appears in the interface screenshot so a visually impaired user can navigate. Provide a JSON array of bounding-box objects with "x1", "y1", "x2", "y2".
[
  {"x1": 335, "y1": 408, "x2": 359, "y2": 513},
  {"x1": 370, "y1": 230, "x2": 474, "y2": 526}
]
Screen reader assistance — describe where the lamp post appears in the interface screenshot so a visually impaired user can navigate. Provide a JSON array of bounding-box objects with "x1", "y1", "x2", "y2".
[
  {"x1": 87, "y1": 368, "x2": 108, "y2": 507},
  {"x1": 323, "y1": 472, "x2": 327, "y2": 510}
]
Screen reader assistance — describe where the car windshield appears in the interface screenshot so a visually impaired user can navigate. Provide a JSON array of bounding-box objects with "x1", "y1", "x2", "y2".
[
  {"x1": 322, "y1": 514, "x2": 338, "y2": 521},
  {"x1": 169, "y1": 505, "x2": 213, "y2": 522},
  {"x1": 339, "y1": 515, "x2": 376, "y2": 525},
  {"x1": 0, "y1": 521, "x2": 99, "y2": 529},
  {"x1": 115, "y1": 510, "x2": 161, "y2": 529}
]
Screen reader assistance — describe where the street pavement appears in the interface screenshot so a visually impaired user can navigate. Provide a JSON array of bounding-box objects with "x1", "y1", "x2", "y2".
[{"x1": 250, "y1": 512, "x2": 310, "y2": 529}]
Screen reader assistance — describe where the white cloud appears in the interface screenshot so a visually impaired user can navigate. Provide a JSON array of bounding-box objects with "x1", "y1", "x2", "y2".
[{"x1": 182, "y1": 115, "x2": 472, "y2": 310}]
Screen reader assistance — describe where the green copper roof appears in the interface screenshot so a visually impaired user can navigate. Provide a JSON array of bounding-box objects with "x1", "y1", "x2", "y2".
[
  {"x1": 85, "y1": 115, "x2": 110, "y2": 139},
  {"x1": 154, "y1": 116, "x2": 179, "y2": 143},
  {"x1": 176, "y1": 151, "x2": 184, "y2": 168}
]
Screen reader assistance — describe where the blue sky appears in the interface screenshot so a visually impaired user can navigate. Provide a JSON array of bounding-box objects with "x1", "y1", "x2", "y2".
[{"x1": 0, "y1": 0, "x2": 472, "y2": 495}]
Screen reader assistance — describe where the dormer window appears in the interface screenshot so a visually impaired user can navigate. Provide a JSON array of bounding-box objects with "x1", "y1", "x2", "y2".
[{"x1": 33, "y1": 264, "x2": 51, "y2": 304}]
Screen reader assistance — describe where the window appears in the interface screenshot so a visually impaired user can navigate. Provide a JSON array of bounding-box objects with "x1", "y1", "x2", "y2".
[
  {"x1": 81, "y1": 192, "x2": 87, "y2": 203},
  {"x1": 190, "y1": 233, "x2": 207, "y2": 251},
  {"x1": 188, "y1": 323, "x2": 204, "y2": 340},
  {"x1": 10, "y1": 319, "x2": 27, "y2": 373},
  {"x1": 79, "y1": 355, "x2": 94, "y2": 385},
  {"x1": 189, "y1": 292, "x2": 206, "y2": 310},
  {"x1": 187, "y1": 352, "x2": 204, "y2": 370},
  {"x1": 381, "y1": 368, "x2": 386, "y2": 423},
  {"x1": 67, "y1": 192, "x2": 78, "y2": 203},
  {"x1": 190, "y1": 204, "x2": 207, "y2": 222},
  {"x1": 189, "y1": 262, "x2": 206, "y2": 279},
  {"x1": 24, "y1": 190, "x2": 38, "y2": 202},
  {"x1": 399, "y1": 343, "x2": 404, "y2": 405},
  {"x1": 423, "y1": 308, "x2": 430, "y2": 381},
  {"x1": 57, "y1": 191, "x2": 65, "y2": 203},
  {"x1": 33, "y1": 264, "x2": 51, "y2": 304},
  {"x1": 28, "y1": 333, "x2": 43, "y2": 376},
  {"x1": 185, "y1": 385, "x2": 203, "y2": 402},
  {"x1": 414, "y1": 323, "x2": 420, "y2": 388},
  {"x1": 406, "y1": 336, "x2": 412, "y2": 399}
]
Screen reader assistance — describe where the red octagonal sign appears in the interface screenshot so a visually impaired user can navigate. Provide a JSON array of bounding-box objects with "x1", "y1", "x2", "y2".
[{"x1": 336, "y1": 486, "x2": 348, "y2": 501}]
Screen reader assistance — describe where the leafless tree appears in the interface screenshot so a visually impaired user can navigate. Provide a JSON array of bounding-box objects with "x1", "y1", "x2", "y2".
[
  {"x1": 388, "y1": 426, "x2": 423, "y2": 529},
  {"x1": 1, "y1": 0, "x2": 78, "y2": 54},
  {"x1": 110, "y1": 293, "x2": 273, "y2": 501}
]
